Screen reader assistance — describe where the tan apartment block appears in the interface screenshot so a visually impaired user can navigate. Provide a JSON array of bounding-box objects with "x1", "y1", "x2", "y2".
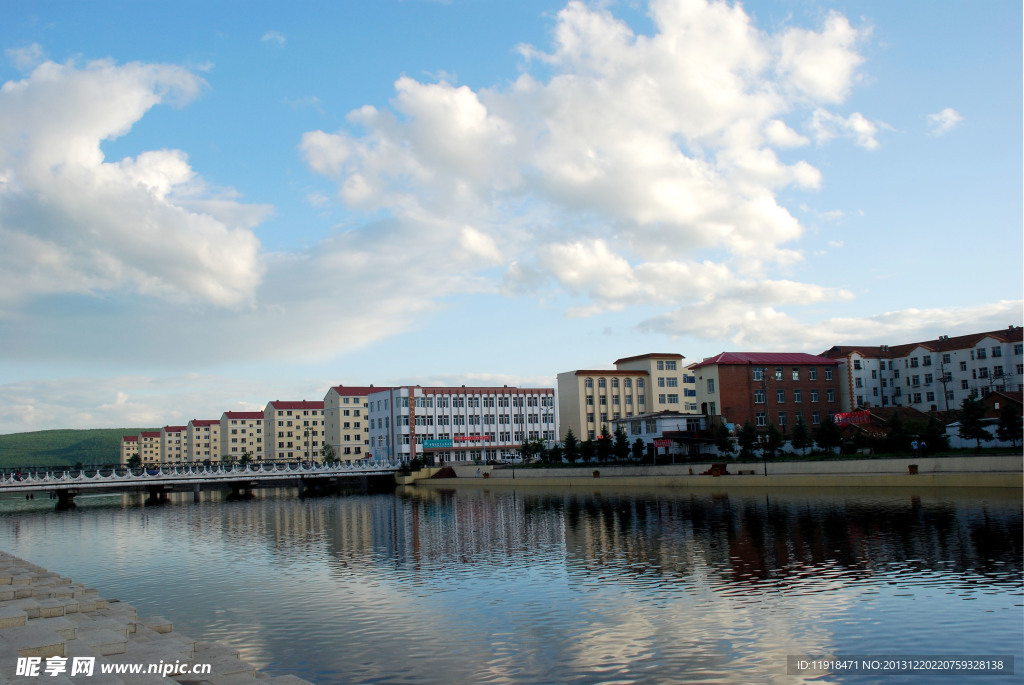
[
  {"x1": 138, "y1": 431, "x2": 161, "y2": 466},
  {"x1": 264, "y1": 400, "x2": 324, "y2": 462},
  {"x1": 323, "y1": 385, "x2": 378, "y2": 462},
  {"x1": 186, "y1": 419, "x2": 221, "y2": 464},
  {"x1": 557, "y1": 353, "x2": 693, "y2": 441},
  {"x1": 220, "y1": 411, "x2": 266, "y2": 461},
  {"x1": 161, "y1": 425, "x2": 187, "y2": 464},
  {"x1": 119, "y1": 435, "x2": 139, "y2": 465}
]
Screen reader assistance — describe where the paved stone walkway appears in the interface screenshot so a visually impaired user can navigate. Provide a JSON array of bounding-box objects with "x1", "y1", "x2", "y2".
[{"x1": 0, "y1": 552, "x2": 314, "y2": 684}]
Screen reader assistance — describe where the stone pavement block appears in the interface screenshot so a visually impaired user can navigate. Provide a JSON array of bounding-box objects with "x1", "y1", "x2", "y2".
[
  {"x1": 36, "y1": 617, "x2": 77, "y2": 640},
  {"x1": 79, "y1": 628, "x2": 128, "y2": 657},
  {"x1": 0, "y1": 622, "x2": 65, "y2": 658},
  {"x1": 0, "y1": 589, "x2": 14, "y2": 602},
  {"x1": 8, "y1": 598, "x2": 41, "y2": 619},
  {"x1": 139, "y1": 617, "x2": 173, "y2": 634},
  {"x1": 0, "y1": 606, "x2": 26, "y2": 630},
  {"x1": 39, "y1": 598, "x2": 68, "y2": 618}
]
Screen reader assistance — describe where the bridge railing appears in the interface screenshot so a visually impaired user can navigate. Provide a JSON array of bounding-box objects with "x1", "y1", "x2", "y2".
[{"x1": 0, "y1": 460, "x2": 403, "y2": 489}]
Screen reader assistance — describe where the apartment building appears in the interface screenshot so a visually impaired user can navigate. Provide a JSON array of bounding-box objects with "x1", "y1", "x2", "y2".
[
  {"x1": 264, "y1": 400, "x2": 324, "y2": 462},
  {"x1": 689, "y1": 352, "x2": 841, "y2": 434},
  {"x1": 323, "y1": 385, "x2": 379, "y2": 461},
  {"x1": 119, "y1": 435, "x2": 139, "y2": 465},
  {"x1": 220, "y1": 411, "x2": 265, "y2": 461},
  {"x1": 138, "y1": 431, "x2": 161, "y2": 465},
  {"x1": 186, "y1": 419, "x2": 221, "y2": 464},
  {"x1": 557, "y1": 353, "x2": 694, "y2": 441},
  {"x1": 822, "y1": 326, "x2": 1024, "y2": 412},
  {"x1": 160, "y1": 425, "x2": 187, "y2": 464},
  {"x1": 367, "y1": 386, "x2": 557, "y2": 464}
]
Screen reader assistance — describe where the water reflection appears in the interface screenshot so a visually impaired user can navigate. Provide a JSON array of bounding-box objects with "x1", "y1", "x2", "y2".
[{"x1": 0, "y1": 486, "x2": 1018, "y2": 684}]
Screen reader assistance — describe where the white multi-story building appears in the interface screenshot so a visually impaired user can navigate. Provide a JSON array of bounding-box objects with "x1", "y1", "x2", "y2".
[
  {"x1": 557, "y1": 353, "x2": 695, "y2": 441},
  {"x1": 367, "y1": 386, "x2": 557, "y2": 464},
  {"x1": 264, "y1": 401, "x2": 324, "y2": 462},
  {"x1": 160, "y1": 425, "x2": 186, "y2": 465},
  {"x1": 323, "y1": 385, "x2": 378, "y2": 461},
  {"x1": 138, "y1": 431, "x2": 161, "y2": 465},
  {"x1": 822, "y1": 326, "x2": 1024, "y2": 412},
  {"x1": 186, "y1": 419, "x2": 220, "y2": 463},
  {"x1": 220, "y1": 411, "x2": 265, "y2": 461}
]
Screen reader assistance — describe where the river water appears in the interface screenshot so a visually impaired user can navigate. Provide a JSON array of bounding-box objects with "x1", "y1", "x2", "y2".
[{"x1": 0, "y1": 485, "x2": 1019, "y2": 684}]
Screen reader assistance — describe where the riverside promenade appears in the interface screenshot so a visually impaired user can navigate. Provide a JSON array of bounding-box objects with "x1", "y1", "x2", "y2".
[
  {"x1": 0, "y1": 551, "x2": 311, "y2": 685},
  {"x1": 402, "y1": 454, "x2": 1023, "y2": 489}
]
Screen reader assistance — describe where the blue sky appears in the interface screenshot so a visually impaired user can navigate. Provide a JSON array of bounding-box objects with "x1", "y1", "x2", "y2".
[{"x1": 0, "y1": 0, "x2": 1020, "y2": 434}]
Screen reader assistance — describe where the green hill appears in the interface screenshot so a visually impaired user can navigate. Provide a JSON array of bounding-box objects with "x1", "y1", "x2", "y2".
[{"x1": 0, "y1": 428, "x2": 158, "y2": 468}]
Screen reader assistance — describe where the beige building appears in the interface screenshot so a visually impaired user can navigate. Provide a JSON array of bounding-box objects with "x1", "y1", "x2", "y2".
[
  {"x1": 161, "y1": 425, "x2": 187, "y2": 464},
  {"x1": 264, "y1": 400, "x2": 325, "y2": 462},
  {"x1": 186, "y1": 419, "x2": 221, "y2": 463},
  {"x1": 557, "y1": 353, "x2": 694, "y2": 441},
  {"x1": 138, "y1": 431, "x2": 161, "y2": 465},
  {"x1": 119, "y1": 435, "x2": 139, "y2": 465},
  {"x1": 323, "y1": 385, "x2": 378, "y2": 462},
  {"x1": 220, "y1": 411, "x2": 265, "y2": 461}
]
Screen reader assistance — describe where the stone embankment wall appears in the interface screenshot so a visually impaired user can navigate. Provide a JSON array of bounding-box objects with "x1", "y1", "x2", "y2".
[
  {"x1": 411, "y1": 455, "x2": 1022, "y2": 488},
  {"x1": 0, "y1": 551, "x2": 311, "y2": 684}
]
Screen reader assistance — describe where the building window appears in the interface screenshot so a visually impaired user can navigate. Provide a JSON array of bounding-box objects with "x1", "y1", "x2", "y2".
[
  {"x1": 910, "y1": 357, "x2": 919, "y2": 368},
  {"x1": 825, "y1": 368, "x2": 833, "y2": 381},
  {"x1": 637, "y1": 379, "x2": 645, "y2": 389},
  {"x1": 793, "y1": 389, "x2": 802, "y2": 403},
  {"x1": 809, "y1": 368, "x2": 817, "y2": 381},
  {"x1": 777, "y1": 389, "x2": 785, "y2": 403},
  {"x1": 811, "y1": 390, "x2": 819, "y2": 402},
  {"x1": 657, "y1": 361, "x2": 665, "y2": 370},
  {"x1": 585, "y1": 378, "x2": 593, "y2": 388},
  {"x1": 756, "y1": 412, "x2": 766, "y2": 426},
  {"x1": 778, "y1": 412, "x2": 787, "y2": 427},
  {"x1": 792, "y1": 368, "x2": 800, "y2": 380},
  {"x1": 754, "y1": 389, "x2": 766, "y2": 404},
  {"x1": 853, "y1": 360, "x2": 862, "y2": 370},
  {"x1": 707, "y1": 379, "x2": 715, "y2": 393},
  {"x1": 624, "y1": 378, "x2": 632, "y2": 388},
  {"x1": 612, "y1": 378, "x2": 619, "y2": 388},
  {"x1": 752, "y1": 368, "x2": 764, "y2": 381},
  {"x1": 599, "y1": 378, "x2": 607, "y2": 388},
  {"x1": 667, "y1": 394, "x2": 679, "y2": 404},
  {"x1": 827, "y1": 389, "x2": 835, "y2": 402},
  {"x1": 774, "y1": 367, "x2": 783, "y2": 381},
  {"x1": 976, "y1": 348, "x2": 987, "y2": 360},
  {"x1": 665, "y1": 361, "x2": 677, "y2": 370},
  {"x1": 942, "y1": 353, "x2": 951, "y2": 364},
  {"x1": 812, "y1": 411, "x2": 820, "y2": 425},
  {"x1": 658, "y1": 377, "x2": 666, "y2": 387}
]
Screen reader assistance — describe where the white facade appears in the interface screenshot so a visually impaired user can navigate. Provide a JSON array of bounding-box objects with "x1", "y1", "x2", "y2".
[
  {"x1": 826, "y1": 328, "x2": 1024, "y2": 412},
  {"x1": 264, "y1": 401, "x2": 324, "y2": 462},
  {"x1": 160, "y1": 426, "x2": 186, "y2": 465},
  {"x1": 367, "y1": 386, "x2": 557, "y2": 463},
  {"x1": 322, "y1": 386, "x2": 377, "y2": 461},
  {"x1": 186, "y1": 419, "x2": 220, "y2": 463}
]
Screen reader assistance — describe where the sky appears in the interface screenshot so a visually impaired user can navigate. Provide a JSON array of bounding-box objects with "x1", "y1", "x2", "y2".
[{"x1": 0, "y1": 0, "x2": 1020, "y2": 434}]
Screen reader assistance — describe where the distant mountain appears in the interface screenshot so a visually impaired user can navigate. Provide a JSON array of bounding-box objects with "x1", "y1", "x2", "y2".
[{"x1": 0, "y1": 428, "x2": 158, "y2": 468}]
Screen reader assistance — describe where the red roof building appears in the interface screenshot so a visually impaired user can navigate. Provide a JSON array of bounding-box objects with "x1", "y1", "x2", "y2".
[{"x1": 689, "y1": 352, "x2": 841, "y2": 434}]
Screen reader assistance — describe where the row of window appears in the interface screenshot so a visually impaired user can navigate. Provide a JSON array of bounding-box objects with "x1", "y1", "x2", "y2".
[
  {"x1": 753, "y1": 388, "x2": 835, "y2": 403},
  {"x1": 585, "y1": 378, "x2": 645, "y2": 389},
  {"x1": 755, "y1": 411, "x2": 833, "y2": 427},
  {"x1": 587, "y1": 395, "x2": 646, "y2": 406},
  {"x1": 752, "y1": 367, "x2": 834, "y2": 382}
]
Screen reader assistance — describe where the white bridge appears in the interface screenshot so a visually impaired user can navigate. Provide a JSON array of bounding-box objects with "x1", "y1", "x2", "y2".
[{"x1": 0, "y1": 461, "x2": 403, "y2": 508}]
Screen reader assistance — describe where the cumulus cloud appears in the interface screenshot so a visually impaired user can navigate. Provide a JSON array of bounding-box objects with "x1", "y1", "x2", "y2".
[
  {"x1": 926, "y1": 107, "x2": 963, "y2": 136},
  {"x1": 261, "y1": 31, "x2": 286, "y2": 47},
  {"x1": 301, "y1": 0, "x2": 875, "y2": 329},
  {"x1": 0, "y1": 59, "x2": 268, "y2": 307}
]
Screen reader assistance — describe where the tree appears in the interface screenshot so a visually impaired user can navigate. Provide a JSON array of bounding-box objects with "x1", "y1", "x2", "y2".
[
  {"x1": 631, "y1": 438, "x2": 645, "y2": 462},
  {"x1": 885, "y1": 411, "x2": 908, "y2": 453},
  {"x1": 239, "y1": 450, "x2": 253, "y2": 466},
  {"x1": 762, "y1": 423, "x2": 783, "y2": 459},
  {"x1": 815, "y1": 415, "x2": 842, "y2": 453},
  {"x1": 922, "y1": 414, "x2": 950, "y2": 453},
  {"x1": 563, "y1": 429, "x2": 580, "y2": 463},
  {"x1": 790, "y1": 415, "x2": 811, "y2": 455},
  {"x1": 996, "y1": 402, "x2": 1022, "y2": 447},
  {"x1": 613, "y1": 426, "x2": 630, "y2": 462},
  {"x1": 320, "y1": 443, "x2": 337, "y2": 463},
  {"x1": 738, "y1": 421, "x2": 758, "y2": 458},
  {"x1": 545, "y1": 444, "x2": 564, "y2": 464},
  {"x1": 519, "y1": 437, "x2": 546, "y2": 463},
  {"x1": 596, "y1": 426, "x2": 613, "y2": 462},
  {"x1": 958, "y1": 391, "x2": 990, "y2": 451},
  {"x1": 580, "y1": 439, "x2": 596, "y2": 463},
  {"x1": 714, "y1": 422, "x2": 735, "y2": 457},
  {"x1": 126, "y1": 454, "x2": 142, "y2": 469}
]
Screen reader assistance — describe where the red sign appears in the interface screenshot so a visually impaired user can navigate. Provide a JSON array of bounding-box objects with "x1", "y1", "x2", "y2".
[
  {"x1": 454, "y1": 435, "x2": 491, "y2": 442},
  {"x1": 653, "y1": 439, "x2": 672, "y2": 447},
  {"x1": 834, "y1": 410, "x2": 870, "y2": 426}
]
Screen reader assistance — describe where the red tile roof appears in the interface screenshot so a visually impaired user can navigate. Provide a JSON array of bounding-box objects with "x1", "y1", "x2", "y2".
[
  {"x1": 821, "y1": 326, "x2": 1023, "y2": 359},
  {"x1": 328, "y1": 385, "x2": 381, "y2": 396},
  {"x1": 188, "y1": 419, "x2": 219, "y2": 427},
  {"x1": 689, "y1": 352, "x2": 838, "y2": 370},
  {"x1": 222, "y1": 411, "x2": 264, "y2": 420},
  {"x1": 140, "y1": 431, "x2": 160, "y2": 438},
  {"x1": 122, "y1": 435, "x2": 138, "y2": 442},
  {"x1": 614, "y1": 352, "x2": 685, "y2": 365},
  {"x1": 267, "y1": 401, "x2": 325, "y2": 410},
  {"x1": 163, "y1": 426, "x2": 187, "y2": 432}
]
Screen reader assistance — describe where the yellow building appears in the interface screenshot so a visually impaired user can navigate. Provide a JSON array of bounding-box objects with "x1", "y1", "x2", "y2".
[
  {"x1": 119, "y1": 435, "x2": 139, "y2": 465},
  {"x1": 186, "y1": 419, "x2": 221, "y2": 463},
  {"x1": 556, "y1": 353, "x2": 694, "y2": 441},
  {"x1": 323, "y1": 385, "x2": 378, "y2": 462},
  {"x1": 138, "y1": 431, "x2": 161, "y2": 465},
  {"x1": 220, "y1": 411, "x2": 265, "y2": 461},
  {"x1": 161, "y1": 425, "x2": 187, "y2": 465},
  {"x1": 264, "y1": 400, "x2": 324, "y2": 462}
]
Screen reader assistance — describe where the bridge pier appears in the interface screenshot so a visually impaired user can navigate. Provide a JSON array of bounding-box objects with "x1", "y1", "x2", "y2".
[
  {"x1": 193, "y1": 483, "x2": 201, "y2": 503},
  {"x1": 145, "y1": 486, "x2": 170, "y2": 506},
  {"x1": 55, "y1": 490, "x2": 77, "y2": 511}
]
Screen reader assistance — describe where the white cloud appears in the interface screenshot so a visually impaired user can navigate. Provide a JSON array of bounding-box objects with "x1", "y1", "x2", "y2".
[
  {"x1": 0, "y1": 59, "x2": 268, "y2": 307},
  {"x1": 809, "y1": 108, "x2": 881, "y2": 149},
  {"x1": 6, "y1": 43, "x2": 45, "y2": 71},
  {"x1": 926, "y1": 107, "x2": 963, "y2": 136},
  {"x1": 261, "y1": 31, "x2": 286, "y2": 47}
]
